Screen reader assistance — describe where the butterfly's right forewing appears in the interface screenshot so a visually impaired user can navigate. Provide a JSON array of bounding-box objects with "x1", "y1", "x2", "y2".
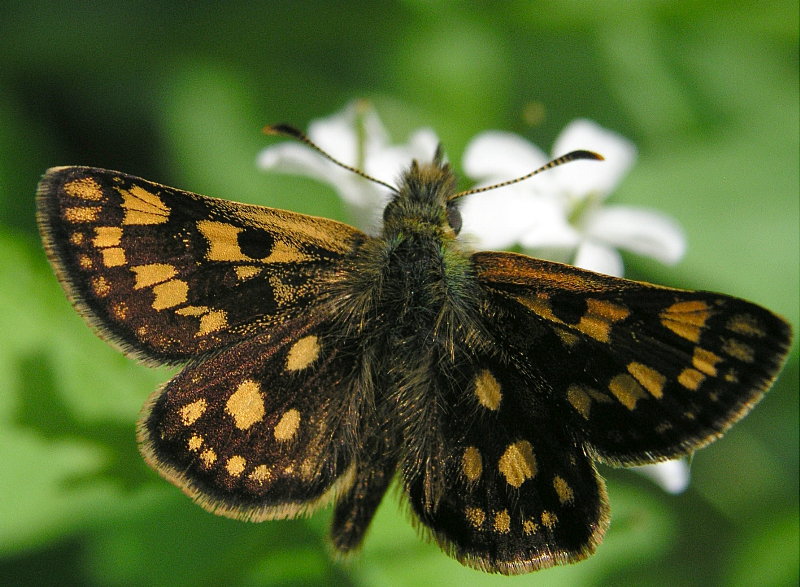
[{"x1": 473, "y1": 251, "x2": 792, "y2": 465}]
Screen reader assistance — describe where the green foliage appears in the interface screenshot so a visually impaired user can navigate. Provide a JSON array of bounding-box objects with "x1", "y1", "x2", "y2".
[{"x1": 1, "y1": 1, "x2": 796, "y2": 585}]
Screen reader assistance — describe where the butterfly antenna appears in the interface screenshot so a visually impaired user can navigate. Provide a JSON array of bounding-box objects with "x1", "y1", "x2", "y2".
[
  {"x1": 263, "y1": 124, "x2": 397, "y2": 192},
  {"x1": 448, "y1": 149, "x2": 604, "y2": 201}
]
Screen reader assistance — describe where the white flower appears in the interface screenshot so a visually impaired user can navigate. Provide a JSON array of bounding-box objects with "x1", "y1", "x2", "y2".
[
  {"x1": 459, "y1": 119, "x2": 686, "y2": 277},
  {"x1": 257, "y1": 100, "x2": 439, "y2": 231}
]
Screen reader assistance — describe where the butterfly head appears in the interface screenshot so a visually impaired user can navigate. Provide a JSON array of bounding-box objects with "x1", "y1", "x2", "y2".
[{"x1": 382, "y1": 146, "x2": 463, "y2": 240}]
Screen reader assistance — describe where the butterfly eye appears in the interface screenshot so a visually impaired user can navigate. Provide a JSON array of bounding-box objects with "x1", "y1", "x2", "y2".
[{"x1": 446, "y1": 203, "x2": 462, "y2": 234}]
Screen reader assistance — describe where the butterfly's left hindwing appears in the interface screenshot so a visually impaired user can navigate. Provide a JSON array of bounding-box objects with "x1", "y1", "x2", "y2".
[
  {"x1": 138, "y1": 318, "x2": 360, "y2": 521},
  {"x1": 36, "y1": 166, "x2": 365, "y2": 364}
]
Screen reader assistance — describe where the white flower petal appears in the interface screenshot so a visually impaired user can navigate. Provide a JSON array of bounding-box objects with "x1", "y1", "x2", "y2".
[
  {"x1": 632, "y1": 460, "x2": 691, "y2": 494},
  {"x1": 407, "y1": 128, "x2": 441, "y2": 159},
  {"x1": 463, "y1": 131, "x2": 548, "y2": 181},
  {"x1": 572, "y1": 239, "x2": 624, "y2": 276},
  {"x1": 368, "y1": 128, "x2": 440, "y2": 185},
  {"x1": 305, "y1": 109, "x2": 358, "y2": 164},
  {"x1": 304, "y1": 102, "x2": 388, "y2": 166},
  {"x1": 550, "y1": 119, "x2": 637, "y2": 198},
  {"x1": 360, "y1": 106, "x2": 391, "y2": 155},
  {"x1": 257, "y1": 142, "x2": 340, "y2": 182},
  {"x1": 584, "y1": 205, "x2": 686, "y2": 265},
  {"x1": 460, "y1": 187, "x2": 543, "y2": 250},
  {"x1": 517, "y1": 197, "x2": 581, "y2": 250}
]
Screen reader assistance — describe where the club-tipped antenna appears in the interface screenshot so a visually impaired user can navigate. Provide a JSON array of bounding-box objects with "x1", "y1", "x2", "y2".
[
  {"x1": 448, "y1": 149, "x2": 604, "y2": 202},
  {"x1": 263, "y1": 124, "x2": 397, "y2": 192}
]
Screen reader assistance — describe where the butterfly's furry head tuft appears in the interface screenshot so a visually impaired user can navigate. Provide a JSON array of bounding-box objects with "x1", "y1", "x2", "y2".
[{"x1": 382, "y1": 152, "x2": 462, "y2": 240}]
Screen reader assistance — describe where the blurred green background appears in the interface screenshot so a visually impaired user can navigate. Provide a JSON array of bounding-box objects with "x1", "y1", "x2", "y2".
[{"x1": 1, "y1": 2, "x2": 797, "y2": 586}]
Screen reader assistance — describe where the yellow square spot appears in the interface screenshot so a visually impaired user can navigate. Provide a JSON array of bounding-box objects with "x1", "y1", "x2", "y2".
[
  {"x1": 576, "y1": 299, "x2": 630, "y2": 343},
  {"x1": 112, "y1": 302, "x2": 128, "y2": 320},
  {"x1": 498, "y1": 440, "x2": 537, "y2": 487},
  {"x1": 726, "y1": 313, "x2": 765, "y2": 337},
  {"x1": 474, "y1": 369, "x2": 502, "y2": 411},
  {"x1": 541, "y1": 510, "x2": 558, "y2": 529},
  {"x1": 101, "y1": 247, "x2": 126, "y2": 267},
  {"x1": 198, "y1": 309, "x2": 228, "y2": 336},
  {"x1": 249, "y1": 465, "x2": 271, "y2": 484},
  {"x1": 274, "y1": 409, "x2": 301, "y2": 441},
  {"x1": 187, "y1": 435, "x2": 203, "y2": 451},
  {"x1": 608, "y1": 373, "x2": 648, "y2": 410},
  {"x1": 285, "y1": 336, "x2": 321, "y2": 371},
  {"x1": 567, "y1": 385, "x2": 592, "y2": 420},
  {"x1": 91, "y1": 276, "x2": 111, "y2": 297},
  {"x1": 523, "y1": 519, "x2": 539, "y2": 535},
  {"x1": 553, "y1": 476, "x2": 575, "y2": 504},
  {"x1": 64, "y1": 206, "x2": 101, "y2": 223},
  {"x1": 678, "y1": 368, "x2": 705, "y2": 391},
  {"x1": 722, "y1": 338, "x2": 755, "y2": 363},
  {"x1": 692, "y1": 346, "x2": 722, "y2": 376},
  {"x1": 119, "y1": 186, "x2": 169, "y2": 225},
  {"x1": 465, "y1": 507, "x2": 486, "y2": 529},
  {"x1": 132, "y1": 263, "x2": 177, "y2": 289},
  {"x1": 64, "y1": 177, "x2": 104, "y2": 200},
  {"x1": 180, "y1": 399, "x2": 207, "y2": 426},
  {"x1": 92, "y1": 226, "x2": 122, "y2": 248},
  {"x1": 225, "y1": 380, "x2": 265, "y2": 430},
  {"x1": 626, "y1": 362, "x2": 666, "y2": 399},
  {"x1": 197, "y1": 220, "x2": 246, "y2": 261},
  {"x1": 151, "y1": 279, "x2": 188, "y2": 310},
  {"x1": 200, "y1": 449, "x2": 217, "y2": 468},
  {"x1": 461, "y1": 446, "x2": 482, "y2": 481},
  {"x1": 493, "y1": 510, "x2": 511, "y2": 534},
  {"x1": 660, "y1": 300, "x2": 711, "y2": 343},
  {"x1": 226, "y1": 455, "x2": 246, "y2": 477}
]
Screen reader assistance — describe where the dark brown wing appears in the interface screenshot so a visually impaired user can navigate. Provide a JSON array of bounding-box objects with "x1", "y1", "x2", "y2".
[
  {"x1": 36, "y1": 166, "x2": 366, "y2": 364},
  {"x1": 406, "y1": 356, "x2": 608, "y2": 574},
  {"x1": 138, "y1": 316, "x2": 362, "y2": 521},
  {"x1": 473, "y1": 251, "x2": 792, "y2": 465}
]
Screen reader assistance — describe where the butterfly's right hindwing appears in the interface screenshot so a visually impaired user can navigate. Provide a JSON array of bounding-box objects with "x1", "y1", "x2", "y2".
[{"x1": 405, "y1": 354, "x2": 608, "y2": 574}]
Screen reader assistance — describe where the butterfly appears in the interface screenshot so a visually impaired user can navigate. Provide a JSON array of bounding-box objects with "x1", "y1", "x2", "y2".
[{"x1": 36, "y1": 123, "x2": 791, "y2": 574}]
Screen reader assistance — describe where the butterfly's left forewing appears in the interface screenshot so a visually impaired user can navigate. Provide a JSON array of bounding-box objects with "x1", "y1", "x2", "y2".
[{"x1": 36, "y1": 166, "x2": 365, "y2": 364}]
